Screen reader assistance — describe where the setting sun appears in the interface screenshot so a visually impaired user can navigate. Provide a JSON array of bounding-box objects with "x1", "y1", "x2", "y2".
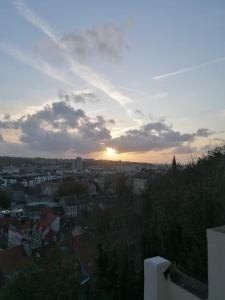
[{"x1": 105, "y1": 147, "x2": 117, "y2": 157}]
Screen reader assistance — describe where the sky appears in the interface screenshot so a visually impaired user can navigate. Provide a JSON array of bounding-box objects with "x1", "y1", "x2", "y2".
[{"x1": 0, "y1": 0, "x2": 225, "y2": 163}]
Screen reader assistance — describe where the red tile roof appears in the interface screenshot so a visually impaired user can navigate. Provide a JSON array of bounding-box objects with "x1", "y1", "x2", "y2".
[{"x1": 72, "y1": 233, "x2": 95, "y2": 275}]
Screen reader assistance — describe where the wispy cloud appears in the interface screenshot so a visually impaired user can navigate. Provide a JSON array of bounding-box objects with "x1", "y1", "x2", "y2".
[
  {"x1": 152, "y1": 56, "x2": 225, "y2": 80},
  {"x1": 14, "y1": 0, "x2": 132, "y2": 108},
  {"x1": 0, "y1": 43, "x2": 73, "y2": 86}
]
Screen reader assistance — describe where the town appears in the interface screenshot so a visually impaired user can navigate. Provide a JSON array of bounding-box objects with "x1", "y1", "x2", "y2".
[
  {"x1": 0, "y1": 156, "x2": 168, "y2": 285},
  {"x1": 1, "y1": 0, "x2": 225, "y2": 299}
]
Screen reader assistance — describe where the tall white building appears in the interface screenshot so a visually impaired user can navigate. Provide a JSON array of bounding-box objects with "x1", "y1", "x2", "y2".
[{"x1": 73, "y1": 157, "x2": 83, "y2": 172}]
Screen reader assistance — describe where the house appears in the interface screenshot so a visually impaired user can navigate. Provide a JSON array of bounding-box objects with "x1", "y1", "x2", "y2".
[
  {"x1": 60, "y1": 196, "x2": 87, "y2": 217},
  {"x1": 8, "y1": 223, "x2": 23, "y2": 248},
  {"x1": 72, "y1": 230, "x2": 96, "y2": 284},
  {"x1": 0, "y1": 216, "x2": 18, "y2": 248},
  {"x1": 39, "y1": 182, "x2": 58, "y2": 197},
  {"x1": 0, "y1": 225, "x2": 95, "y2": 286},
  {"x1": 7, "y1": 209, "x2": 60, "y2": 248},
  {"x1": 1, "y1": 166, "x2": 19, "y2": 175},
  {"x1": 133, "y1": 178, "x2": 147, "y2": 195},
  {"x1": 144, "y1": 225, "x2": 225, "y2": 300},
  {"x1": 87, "y1": 182, "x2": 98, "y2": 198}
]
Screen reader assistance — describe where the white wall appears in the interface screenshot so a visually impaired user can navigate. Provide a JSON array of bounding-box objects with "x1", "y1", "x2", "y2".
[
  {"x1": 207, "y1": 227, "x2": 225, "y2": 300},
  {"x1": 144, "y1": 257, "x2": 202, "y2": 300},
  {"x1": 144, "y1": 257, "x2": 170, "y2": 300},
  {"x1": 144, "y1": 225, "x2": 225, "y2": 300}
]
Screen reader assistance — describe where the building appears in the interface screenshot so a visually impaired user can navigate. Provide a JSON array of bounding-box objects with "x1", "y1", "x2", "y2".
[
  {"x1": 72, "y1": 230, "x2": 96, "y2": 284},
  {"x1": 60, "y1": 196, "x2": 87, "y2": 217},
  {"x1": 73, "y1": 157, "x2": 83, "y2": 173},
  {"x1": 1, "y1": 165, "x2": 19, "y2": 175},
  {"x1": 144, "y1": 225, "x2": 225, "y2": 300},
  {"x1": 133, "y1": 178, "x2": 147, "y2": 195},
  {"x1": 7, "y1": 210, "x2": 60, "y2": 248}
]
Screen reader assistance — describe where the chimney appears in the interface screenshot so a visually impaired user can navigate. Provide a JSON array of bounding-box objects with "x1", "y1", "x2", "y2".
[
  {"x1": 207, "y1": 226, "x2": 225, "y2": 300},
  {"x1": 144, "y1": 256, "x2": 171, "y2": 300}
]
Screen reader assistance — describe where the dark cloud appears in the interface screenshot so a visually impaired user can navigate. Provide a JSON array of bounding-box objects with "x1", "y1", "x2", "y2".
[
  {"x1": 0, "y1": 101, "x2": 111, "y2": 154},
  {"x1": 134, "y1": 109, "x2": 144, "y2": 118},
  {"x1": 196, "y1": 128, "x2": 213, "y2": 137},
  {"x1": 4, "y1": 114, "x2": 11, "y2": 120},
  {"x1": 108, "y1": 119, "x2": 116, "y2": 125},
  {"x1": 0, "y1": 104, "x2": 213, "y2": 156},
  {"x1": 110, "y1": 121, "x2": 212, "y2": 153},
  {"x1": 61, "y1": 23, "x2": 128, "y2": 62},
  {"x1": 58, "y1": 89, "x2": 98, "y2": 104}
]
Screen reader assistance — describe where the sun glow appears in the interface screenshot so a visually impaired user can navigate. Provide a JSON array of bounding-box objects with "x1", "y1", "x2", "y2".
[{"x1": 105, "y1": 147, "x2": 117, "y2": 157}]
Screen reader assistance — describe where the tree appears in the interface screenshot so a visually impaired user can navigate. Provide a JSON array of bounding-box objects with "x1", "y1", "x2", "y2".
[
  {"x1": 143, "y1": 145, "x2": 225, "y2": 282},
  {"x1": 58, "y1": 180, "x2": 87, "y2": 197},
  {"x1": 0, "y1": 190, "x2": 10, "y2": 209},
  {"x1": 0, "y1": 248, "x2": 80, "y2": 300}
]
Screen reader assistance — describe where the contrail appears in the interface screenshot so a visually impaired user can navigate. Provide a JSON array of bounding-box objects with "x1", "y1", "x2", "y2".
[
  {"x1": 14, "y1": 0, "x2": 132, "y2": 107},
  {"x1": 0, "y1": 43, "x2": 74, "y2": 86},
  {"x1": 152, "y1": 56, "x2": 225, "y2": 80}
]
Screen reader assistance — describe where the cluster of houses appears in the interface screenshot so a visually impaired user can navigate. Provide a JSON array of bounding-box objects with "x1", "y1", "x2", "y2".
[
  {"x1": 0, "y1": 160, "x2": 159, "y2": 285},
  {"x1": 0, "y1": 172, "x2": 64, "y2": 188},
  {"x1": 0, "y1": 197, "x2": 95, "y2": 284}
]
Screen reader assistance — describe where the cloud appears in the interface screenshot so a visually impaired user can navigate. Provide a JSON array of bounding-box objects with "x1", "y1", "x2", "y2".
[
  {"x1": 0, "y1": 100, "x2": 111, "y2": 154},
  {"x1": 61, "y1": 23, "x2": 128, "y2": 62},
  {"x1": 175, "y1": 145, "x2": 197, "y2": 154},
  {"x1": 58, "y1": 89, "x2": 98, "y2": 104},
  {"x1": 134, "y1": 109, "x2": 144, "y2": 118},
  {"x1": 3, "y1": 114, "x2": 11, "y2": 121},
  {"x1": 110, "y1": 121, "x2": 212, "y2": 153},
  {"x1": 196, "y1": 128, "x2": 213, "y2": 137},
  {"x1": 14, "y1": 0, "x2": 133, "y2": 111},
  {"x1": 152, "y1": 56, "x2": 225, "y2": 80},
  {"x1": 0, "y1": 99, "x2": 214, "y2": 156}
]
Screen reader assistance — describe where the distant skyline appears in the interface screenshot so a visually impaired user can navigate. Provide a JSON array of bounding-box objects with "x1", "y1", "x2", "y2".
[{"x1": 0, "y1": 0, "x2": 225, "y2": 163}]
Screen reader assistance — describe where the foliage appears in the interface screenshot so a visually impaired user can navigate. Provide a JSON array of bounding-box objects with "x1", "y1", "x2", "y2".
[
  {"x1": 1, "y1": 146, "x2": 225, "y2": 299},
  {"x1": 0, "y1": 248, "x2": 80, "y2": 300},
  {"x1": 58, "y1": 179, "x2": 87, "y2": 197},
  {"x1": 0, "y1": 189, "x2": 10, "y2": 209},
  {"x1": 88, "y1": 145, "x2": 225, "y2": 300},
  {"x1": 90, "y1": 244, "x2": 142, "y2": 300},
  {"x1": 143, "y1": 146, "x2": 225, "y2": 282}
]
